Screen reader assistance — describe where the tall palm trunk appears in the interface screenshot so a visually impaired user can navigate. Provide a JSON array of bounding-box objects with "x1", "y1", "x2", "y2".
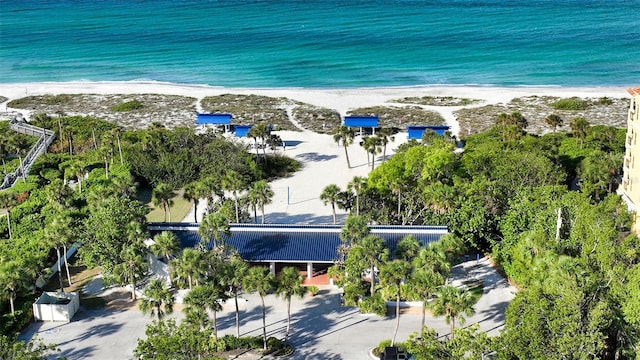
[
  {"x1": 63, "y1": 244, "x2": 72, "y2": 286},
  {"x1": 286, "y1": 297, "x2": 292, "y2": 341},
  {"x1": 5, "y1": 210, "x2": 11, "y2": 239},
  {"x1": 343, "y1": 145, "x2": 351, "y2": 168},
  {"x1": 116, "y1": 134, "x2": 123, "y2": 165},
  {"x1": 260, "y1": 295, "x2": 267, "y2": 350},
  {"x1": 331, "y1": 203, "x2": 336, "y2": 224},
  {"x1": 421, "y1": 300, "x2": 427, "y2": 330},
  {"x1": 56, "y1": 247, "x2": 64, "y2": 292},
  {"x1": 392, "y1": 292, "x2": 401, "y2": 346},
  {"x1": 233, "y1": 194, "x2": 240, "y2": 223},
  {"x1": 261, "y1": 204, "x2": 266, "y2": 224},
  {"x1": 213, "y1": 309, "x2": 218, "y2": 340},
  {"x1": 370, "y1": 262, "x2": 375, "y2": 295},
  {"x1": 9, "y1": 293, "x2": 15, "y2": 314},
  {"x1": 131, "y1": 275, "x2": 137, "y2": 300},
  {"x1": 234, "y1": 288, "x2": 241, "y2": 337},
  {"x1": 450, "y1": 314, "x2": 455, "y2": 340}
]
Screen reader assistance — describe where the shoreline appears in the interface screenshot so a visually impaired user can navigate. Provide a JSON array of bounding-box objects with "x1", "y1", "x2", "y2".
[{"x1": 0, "y1": 81, "x2": 630, "y2": 103}]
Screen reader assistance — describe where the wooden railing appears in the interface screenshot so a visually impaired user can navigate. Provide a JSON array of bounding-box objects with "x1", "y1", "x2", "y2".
[{"x1": 1, "y1": 119, "x2": 56, "y2": 190}]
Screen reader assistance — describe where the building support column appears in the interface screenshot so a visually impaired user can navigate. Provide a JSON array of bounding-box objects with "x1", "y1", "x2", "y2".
[
  {"x1": 269, "y1": 262, "x2": 276, "y2": 276},
  {"x1": 307, "y1": 262, "x2": 313, "y2": 279}
]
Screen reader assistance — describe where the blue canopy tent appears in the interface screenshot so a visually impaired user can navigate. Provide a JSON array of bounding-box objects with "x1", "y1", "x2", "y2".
[
  {"x1": 344, "y1": 116, "x2": 379, "y2": 136},
  {"x1": 195, "y1": 113, "x2": 232, "y2": 132},
  {"x1": 407, "y1": 125, "x2": 451, "y2": 139},
  {"x1": 234, "y1": 125, "x2": 253, "y2": 137}
]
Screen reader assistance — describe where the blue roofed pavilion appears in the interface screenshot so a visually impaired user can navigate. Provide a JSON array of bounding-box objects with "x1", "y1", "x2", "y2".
[
  {"x1": 149, "y1": 223, "x2": 448, "y2": 283},
  {"x1": 195, "y1": 113, "x2": 232, "y2": 125},
  {"x1": 343, "y1": 116, "x2": 379, "y2": 128},
  {"x1": 407, "y1": 125, "x2": 451, "y2": 139}
]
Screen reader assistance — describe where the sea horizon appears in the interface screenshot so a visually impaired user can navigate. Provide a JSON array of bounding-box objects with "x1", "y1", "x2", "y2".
[{"x1": 2, "y1": 1, "x2": 640, "y2": 88}]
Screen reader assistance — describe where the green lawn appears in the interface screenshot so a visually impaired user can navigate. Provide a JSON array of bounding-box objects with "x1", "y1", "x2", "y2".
[{"x1": 140, "y1": 188, "x2": 193, "y2": 223}]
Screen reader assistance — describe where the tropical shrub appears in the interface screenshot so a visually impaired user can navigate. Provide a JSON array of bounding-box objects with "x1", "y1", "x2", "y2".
[{"x1": 551, "y1": 97, "x2": 589, "y2": 110}]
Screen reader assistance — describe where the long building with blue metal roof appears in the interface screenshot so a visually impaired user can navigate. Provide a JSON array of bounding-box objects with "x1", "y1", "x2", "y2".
[{"x1": 149, "y1": 223, "x2": 448, "y2": 282}]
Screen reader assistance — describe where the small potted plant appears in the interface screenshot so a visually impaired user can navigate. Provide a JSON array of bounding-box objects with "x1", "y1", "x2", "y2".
[{"x1": 307, "y1": 285, "x2": 319, "y2": 297}]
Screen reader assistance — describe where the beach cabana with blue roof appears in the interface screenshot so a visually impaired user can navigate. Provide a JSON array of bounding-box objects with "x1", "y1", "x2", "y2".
[
  {"x1": 234, "y1": 125, "x2": 253, "y2": 137},
  {"x1": 196, "y1": 113, "x2": 233, "y2": 132},
  {"x1": 407, "y1": 125, "x2": 451, "y2": 139},
  {"x1": 149, "y1": 223, "x2": 448, "y2": 282},
  {"x1": 344, "y1": 116, "x2": 379, "y2": 136}
]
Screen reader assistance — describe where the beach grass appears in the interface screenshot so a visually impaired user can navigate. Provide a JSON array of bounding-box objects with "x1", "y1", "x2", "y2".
[
  {"x1": 6, "y1": 93, "x2": 198, "y2": 129},
  {"x1": 455, "y1": 96, "x2": 628, "y2": 137},
  {"x1": 348, "y1": 105, "x2": 446, "y2": 128},
  {"x1": 292, "y1": 103, "x2": 341, "y2": 133},
  {"x1": 201, "y1": 94, "x2": 299, "y2": 131},
  {"x1": 390, "y1": 95, "x2": 481, "y2": 106}
]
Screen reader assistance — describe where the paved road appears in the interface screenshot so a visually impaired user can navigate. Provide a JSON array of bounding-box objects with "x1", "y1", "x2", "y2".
[{"x1": 20, "y1": 257, "x2": 515, "y2": 360}]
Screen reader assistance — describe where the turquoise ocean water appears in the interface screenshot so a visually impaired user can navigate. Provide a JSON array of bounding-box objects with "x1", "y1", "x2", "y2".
[{"x1": 1, "y1": 0, "x2": 639, "y2": 88}]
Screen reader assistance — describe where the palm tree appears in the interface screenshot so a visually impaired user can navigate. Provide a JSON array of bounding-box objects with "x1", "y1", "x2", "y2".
[
  {"x1": 378, "y1": 127, "x2": 395, "y2": 160},
  {"x1": 152, "y1": 183, "x2": 176, "y2": 222},
  {"x1": 362, "y1": 136, "x2": 382, "y2": 170},
  {"x1": 199, "y1": 212, "x2": 230, "y2": 249},
  {"x1": 243, "y1": 266, "x2": 275, "y2": 350},
  {"x1": 544, "y1": 114, "x2": 563, "y2": 133},
  {"x1": 0, "y1": 192, "x2": 17, "y2": 239},
  {"x1": 222, "y1": 170, "x2": 246, "y2": 223},
  {"x1": 108, "y1": 174, "x2": 138, "y2": 199},
  {"x1": 430, "y1": 285, "x2": 476, "y2": 339},
  {"x1": 139, "y1": 278, "x2": 174, "y2": 321},
  {"x1": 355, "y1": 235, "x2": 389, "y2": 296},
  {"x1": 113, "y1": 242, "x2": 148, "y2": 300},
  {"x1": 380, "y1": 260, "x2": 413, "y2": 346},
  {"x1": 320, "y1": 184, "x2": 341, "y2": 224},
  {"x1": 183, "y1": 181, "x2": 206, "y2": 223},
  {"x1": 10, "y1": 135, "x2": 30, "y2": 183},
  {"x1": 0, "y1": 136, "x2": 11, "y2": 174},
  {"x1": 247, "y1": 125, "x2": 262, "y2": 159},
  {"x1": 44, "y1": 213, "x2": 74, "y2": 291},
  {"x1": 151, "y1": 231, "x2": 180, "y2": 284},
  {"x1": 333, "y1": 126, "x2": 355, "y2": 168},
  {"x1": 347, "y1": 176, "x2": 367, "y2": 216},
  {"x1": 253, "y1": 123, "x2": 271, "y2": 158},
  {"x1": 250, "y1": 180, "x2": 274, "y2": 224},
  {"x1": 339, "y1": 214, "x2": 370, "y2": 246},
  {"x1": 219, "y1": 256, "x2": 248, "y2": 337},
  {"x1": 570, "y1": 116, "x2": 590, "y2": 147},
  {"x1": 408, "y1": 253, "x2": 446, "y2": 330},
  {"x1": 276, "y1": 267, "x2": 307, "y2": 341},
  {"x1": 201, "y1": 175, "x2": 223, "y2": 206},
  {"x1": 67, "y1": 160, "x2": 85, "y2": 193},
  {"x1": 395, "y1": 235, "x2": 422, "y2": 262},
  {"x1": 171, "y1": 248, "x2": 206, "y2": 289},
  {"x1": 0, "y1": 260, "x2": 33, "y2": 314},
  {"x1": 183, "y1": 283, "x2": 228, "y2": 340},
  {"x1": 111, "y1": 128, "x2": 124, "y2": 165}
]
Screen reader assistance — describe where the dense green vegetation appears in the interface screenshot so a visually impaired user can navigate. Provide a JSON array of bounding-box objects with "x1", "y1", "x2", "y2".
[
  {"x1": 0, "y1": 113, "x2": 298, "y2": 342},
  {"x1": 1, "y1": 102, "x2": 637, "y2": 359},
  {"x1": 323, "y1": 120, "x2": 637, "y2": 358}
]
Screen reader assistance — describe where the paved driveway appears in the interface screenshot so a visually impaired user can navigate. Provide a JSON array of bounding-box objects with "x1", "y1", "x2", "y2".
[{"x1": 20, "y1": 257, "x2": 516, "y2": 360}]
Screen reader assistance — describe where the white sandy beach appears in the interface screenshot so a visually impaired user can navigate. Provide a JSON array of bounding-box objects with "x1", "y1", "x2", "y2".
[{"x1": 0, "y1": 82, "x2": 631, "y2": 224}]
